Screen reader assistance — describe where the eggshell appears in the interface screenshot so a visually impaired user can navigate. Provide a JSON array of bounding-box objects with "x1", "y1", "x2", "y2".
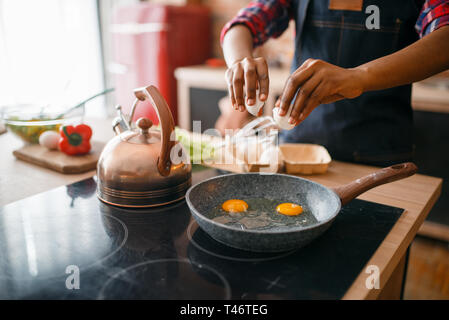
[
  {"x1": 245, "y1": 89, "x2": 264, "y2": 116},
  {"x1": 273, "y1": 105, "x2": 295, "y2": 130},
  {"x1": 39, "y1": 130, "x2": 60, "y2": 150}
]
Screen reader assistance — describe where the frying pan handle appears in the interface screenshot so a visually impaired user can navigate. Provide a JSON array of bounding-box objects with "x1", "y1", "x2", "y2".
[{"x1": 331, "y1": 162, "x2": 418, "y2": 206}]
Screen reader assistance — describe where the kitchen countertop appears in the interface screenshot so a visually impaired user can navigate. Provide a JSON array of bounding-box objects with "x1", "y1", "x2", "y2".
[
  {"x1": 0, "y1": 117, "x2": 442, "y2": 299},
  {"x1": 0, "y1": 118, "x2": 114, "y2": 207}
]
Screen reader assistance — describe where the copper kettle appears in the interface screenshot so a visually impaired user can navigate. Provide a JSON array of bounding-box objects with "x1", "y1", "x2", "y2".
[{"x1": 97, "y1": 85, "x2": 192, "y2": 208}]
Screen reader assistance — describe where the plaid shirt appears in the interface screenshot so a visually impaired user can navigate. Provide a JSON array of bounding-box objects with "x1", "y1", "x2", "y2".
[{"x1": 221, "y1": 0, "x2": 449, "y2": 48}]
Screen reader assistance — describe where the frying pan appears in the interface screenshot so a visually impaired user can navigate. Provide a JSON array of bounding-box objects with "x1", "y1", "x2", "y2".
[{"x1": 186, "y1": 162, "x2": 417, "y2": 252}]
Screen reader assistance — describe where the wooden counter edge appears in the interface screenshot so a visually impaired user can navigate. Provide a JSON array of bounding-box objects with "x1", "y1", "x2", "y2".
[{"x1": 342, "y1": 177, "x2": 443, "y2": 300}]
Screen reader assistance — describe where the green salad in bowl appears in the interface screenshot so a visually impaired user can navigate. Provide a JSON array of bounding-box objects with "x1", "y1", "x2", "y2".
[{"x1": 1, "y1": 104, "x2": 84, "y2": 144}]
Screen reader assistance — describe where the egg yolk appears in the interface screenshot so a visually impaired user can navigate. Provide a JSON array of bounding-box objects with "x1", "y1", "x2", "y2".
[
  {"x1": 276, "y1": 203, "x2": 303, "y2": 216},
  {"x1": 222, "y1": 199, "x2": 248, "y2": 213}
]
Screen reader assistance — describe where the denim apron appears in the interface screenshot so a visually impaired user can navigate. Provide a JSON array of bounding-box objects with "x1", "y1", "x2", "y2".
[{"x1": 280, "y1": 0, "x2": 422, "y2": 166}]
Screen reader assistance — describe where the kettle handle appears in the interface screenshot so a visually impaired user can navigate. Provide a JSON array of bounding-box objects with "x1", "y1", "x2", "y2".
[{"x1": 133, "y1": 85, "x2": 175, "y2": 177}]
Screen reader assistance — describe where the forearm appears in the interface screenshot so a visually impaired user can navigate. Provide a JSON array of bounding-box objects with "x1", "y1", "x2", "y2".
[
  {"x1": 222, "y1": 25, "x2": 254, "y2": 67},
  {"x1": 357, "y1": 26, "x2": 449, "y2": 92}
]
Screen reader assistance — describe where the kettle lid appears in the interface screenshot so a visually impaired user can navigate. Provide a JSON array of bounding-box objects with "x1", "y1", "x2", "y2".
[{"x1": 120, "y1": 117, "x2": 160, "y2": 145}]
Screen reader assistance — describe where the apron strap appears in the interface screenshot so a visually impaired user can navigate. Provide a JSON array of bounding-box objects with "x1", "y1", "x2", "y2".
[{"x1": 293, "y1": 0, "x2": 311, "y2": 71}]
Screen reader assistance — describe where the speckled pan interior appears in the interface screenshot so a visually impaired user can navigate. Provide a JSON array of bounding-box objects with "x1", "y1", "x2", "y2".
[
  {"x1": 187, "y1": 173, "x2": 340, "y2": 231},
  {"x1": 186, "y1": 173, "x2": 342, "y2": 252}
]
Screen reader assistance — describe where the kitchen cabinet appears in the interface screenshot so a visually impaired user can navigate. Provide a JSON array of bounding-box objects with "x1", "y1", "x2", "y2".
[
  {"x1": 412, "y1": 78, "x2": 449, "y2": 241},
  {"x1": 189, "y1": 87, "x2": 227, "y2": 131},
  {"x1": 413, "y1": 110, "x2": 449, "y2": 240}
]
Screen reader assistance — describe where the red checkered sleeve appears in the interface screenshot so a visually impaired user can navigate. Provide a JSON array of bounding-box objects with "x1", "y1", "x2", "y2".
[
  {"x1": 416, "y1": 0, "x2": 449, "y2": 37},
  {"x1": 220, "y1": 0, "x2": 293, "y2": 48}
]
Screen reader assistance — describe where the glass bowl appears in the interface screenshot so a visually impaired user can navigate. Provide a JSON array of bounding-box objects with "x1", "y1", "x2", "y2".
[{"x1": 1, "y1": 104, "x2": 85, "y2": 144}]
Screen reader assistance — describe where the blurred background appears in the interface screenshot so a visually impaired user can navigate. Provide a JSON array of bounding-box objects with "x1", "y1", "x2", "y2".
[
  {"x1": 0, "y1": 0, "x2": 295, "y2": 121},
  {"x1": 0, "y1": 0, "x2": 449, "y2": 298}
]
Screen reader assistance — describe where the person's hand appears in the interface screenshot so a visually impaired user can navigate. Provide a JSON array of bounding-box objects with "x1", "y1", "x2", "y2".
[
  {"x1": 225, "y1": 57, "x2": 269, "y2": 112},
  {"x1": 276, "y1": 58, "x2": 366, "y2": 125}
]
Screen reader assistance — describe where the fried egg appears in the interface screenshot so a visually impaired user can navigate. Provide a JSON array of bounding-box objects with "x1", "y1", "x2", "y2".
[
  {"x1": 276, "y1": 203, "x2": 303, "y2": 216},
  {"x1": 222, "y1": 199, "x2": 249, "y2": 213}
]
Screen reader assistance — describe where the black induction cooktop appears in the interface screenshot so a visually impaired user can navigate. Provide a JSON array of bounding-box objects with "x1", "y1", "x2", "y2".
[{"x1": 0, "y1": 169, "x2": 404, "y2": 300}]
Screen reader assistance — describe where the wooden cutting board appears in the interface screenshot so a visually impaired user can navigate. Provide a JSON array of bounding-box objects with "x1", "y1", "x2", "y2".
[{"x1": 13, "y1": 141, "x2": 105, "y2": 174}]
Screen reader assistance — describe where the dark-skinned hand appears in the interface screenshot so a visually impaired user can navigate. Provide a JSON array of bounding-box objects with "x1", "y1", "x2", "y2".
[
  {"x1": 276, "y1": 58, "x2": 365, "y2": 125},
  {"x1": 225, "y1": 57, "x2": 269, "y2": 112}
]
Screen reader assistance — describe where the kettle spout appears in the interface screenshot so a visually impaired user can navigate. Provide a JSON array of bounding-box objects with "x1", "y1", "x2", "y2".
[
  {"x1": 112, "y1": 117, "x2": 125, "y2": 135},
  {"x1": 112, "y1": 105, "x2": 131, "y2": 135}
]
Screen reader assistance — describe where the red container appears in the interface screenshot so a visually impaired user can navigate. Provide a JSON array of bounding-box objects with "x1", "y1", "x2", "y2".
[{"x1": 111, "y1": 4, "x2": 211, "y2": 125}]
